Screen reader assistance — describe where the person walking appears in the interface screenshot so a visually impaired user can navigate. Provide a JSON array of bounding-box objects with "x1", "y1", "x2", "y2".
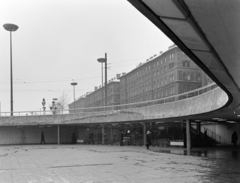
[
  {"x1": 40, "y1": 131, "x2": 45, "y2": 144},
  {"x1": 231, "y1": 131, "x2": 238, "y2": 146},
  {"x1": 146, "y1": 130, "x2": 151, "y2": 149},
  {"x1": 72, "y1": 132, "x2": 76, "y2": 144},
  {"x1": 120, "y1": 130, "x2": 124, "y2": 146}
]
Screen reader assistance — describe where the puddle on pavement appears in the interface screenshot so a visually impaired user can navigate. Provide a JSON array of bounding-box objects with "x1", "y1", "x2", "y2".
[{"x1": 153, "y1": 148, "x2": 240, "y2": 159}]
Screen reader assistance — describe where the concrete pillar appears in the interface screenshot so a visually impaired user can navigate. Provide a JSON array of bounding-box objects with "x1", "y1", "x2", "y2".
[
  {"x1": 197, "y1": 122, "x2": 201, "y2": 134},
  {"x1": 143, "y1": 123, "x2": 146, "y2": 146},
  {"x1": 186, "y1": 120, "x2": 191, "y2": 155},
  {"x1": 110, "y1": 126, "x2": 113, "y2": 145},
  {"x1": 57, "y1": 126, "x2": 60, "y2": 145},
  {"x1": 102, "y1": 125, "x2": 105, "y2": 145}
]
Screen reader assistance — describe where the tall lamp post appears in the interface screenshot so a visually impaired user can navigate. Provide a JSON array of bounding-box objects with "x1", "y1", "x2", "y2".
[
  {"x1": 97, "y1": 60, "x2": 104, "y2": 106},
  {"x1": 97, "y1": 53, "x2": 107, "y2": 106},
  {"x1": 71, "y1": 82, "x2": 78, "y2": 113},
  {"x1": 3, "y1": 23, "x2": 19, "y2": 116}
]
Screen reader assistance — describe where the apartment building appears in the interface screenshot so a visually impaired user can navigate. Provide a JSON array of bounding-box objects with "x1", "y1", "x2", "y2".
[
  {"x1": 69, "y1": 45, "x2": 212, "y2": 111},
  {"x1": 119, "y1": 46, "x2": 203, "y2": 104},
  {"x1": 85, "y1": 81, "x2": 120, "y2": 108}
]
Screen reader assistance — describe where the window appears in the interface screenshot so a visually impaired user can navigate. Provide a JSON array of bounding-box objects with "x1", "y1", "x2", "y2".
[
  {"x1": 183, "y1": 61, "x2": 190, "y2": 67},
  {"x1": 197, "y1": 73, "x2": 201, "y2": 81},
  {"x1": 179, "y1": 71, "x2": 183, "y2": 80},
  {"x1": 187, "y1": 73, "x2": 191, "y2": 80},
  {"x1": 169, "y1": 62, "x2": 175, "y2": 69},
  {"x1": 165, "y1": 66, "x2": 167, "y2": 72},
  {"x1": 183, "y1": 72, "x2": 186, "y2": 80}
]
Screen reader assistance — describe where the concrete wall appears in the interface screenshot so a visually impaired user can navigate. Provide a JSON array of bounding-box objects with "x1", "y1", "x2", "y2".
[
  {"x1": 0, "y1": 126, "x2": 58, "y2": 145},
  {"x1": 0, "y1": 125, "x2": 125, "y2": 145},
  {"x1": 202, "y1": 123, "x2": 240, "y2": 144}
]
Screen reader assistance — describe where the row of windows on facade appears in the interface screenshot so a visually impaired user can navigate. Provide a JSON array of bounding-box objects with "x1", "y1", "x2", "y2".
[
  {"x1": 123, "y1": 71, "x2": 202, "y2": 96},
  {"x1": 125, "y1": 52, "x2": 189, "y2": 82},
  {"x1": 123, "y1": 60, "x2": 191, "y2": 89},
  {"x1": 125, "y1": 52, "x2": 180, "y2": 81},
  {"x1": 87, "y1": 94, "x2": 120, "y2": 104},
  {"x1": 87, "y1": 86, "x2": 120, "y2": 102},
  {"x1": 123, "y1": 84, "x2": 199, "y2": 103}
]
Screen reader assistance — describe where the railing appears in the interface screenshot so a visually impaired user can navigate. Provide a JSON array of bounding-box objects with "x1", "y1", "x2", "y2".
[
  {"x1": 0, "y1": 83, "x2": 219, "y2": 117},
  {"x1": 202, "y1": 126, "x2": 223, "y2": 143}
]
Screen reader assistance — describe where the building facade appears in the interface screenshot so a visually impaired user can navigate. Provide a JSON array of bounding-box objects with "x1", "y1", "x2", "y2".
[
  {"x1": 69, "y1": 45, "x2": 212, "y2": 110},
  {"x1": 69, "y1": 81, "x2": 120, "y2": 112},
  {"x1": 119, "y1": 46, "x2": 203, "y2": 104},
  {"x1": 85, "y1": 81, "x2": 120, "y2": 108},
  {"x1": 68, "y1": 97, "x2": 87, "y2": 113}
]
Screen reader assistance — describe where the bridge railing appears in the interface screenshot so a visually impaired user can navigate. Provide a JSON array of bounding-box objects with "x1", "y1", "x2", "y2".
[{"x1": 0, "y1": 83, "x2": 219, "y2": 117}]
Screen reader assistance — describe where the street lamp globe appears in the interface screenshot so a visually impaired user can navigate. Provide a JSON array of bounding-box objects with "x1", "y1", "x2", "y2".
[
  {"x1": 3, "y1": 24, "x2": 18, "y2": 32},
  {"x1": 97, "y1": 58, "x2": 106, "y2": 63},
  {"x1": 71, "y1": 82, "x2": 78, "y2": 86}
]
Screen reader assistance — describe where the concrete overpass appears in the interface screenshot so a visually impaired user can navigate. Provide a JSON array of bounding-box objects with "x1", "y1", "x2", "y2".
[{"x1": 0, "y1": 84, "x2": 226, "y2": 126}]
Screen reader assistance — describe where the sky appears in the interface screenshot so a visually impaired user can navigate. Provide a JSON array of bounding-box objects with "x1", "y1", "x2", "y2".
[{"x1": 0, "y1": 0, "x2": 173, "y2": 113}]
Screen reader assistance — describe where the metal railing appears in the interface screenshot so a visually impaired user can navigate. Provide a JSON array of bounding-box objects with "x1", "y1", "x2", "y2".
[
  {"x1": 202, "y1": 126, "x2": 223, "y2": 143},
  {"x1": 0, "y1": 83, "x2": 219, "y2": 117}
]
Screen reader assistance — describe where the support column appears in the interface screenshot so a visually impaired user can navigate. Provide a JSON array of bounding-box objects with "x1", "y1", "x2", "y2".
[
  {"x1": 110, "y1": 125, "x2": 113, "y2": 145},
  {"x1": 57, "y1": 126, "x2": 60, "y2": 145},
  {"x1": 102, "y1": 125, "x2": 105, "y2": 145},
  {"x1": 186, "y1": 120, "x2": 191, "y2": 155},
  {"x1": 143, "y1": 123, "x2": 146, "y2": 146},
  {"x1": 197, "y1": 122, "x2": 201, "y2": 134}
]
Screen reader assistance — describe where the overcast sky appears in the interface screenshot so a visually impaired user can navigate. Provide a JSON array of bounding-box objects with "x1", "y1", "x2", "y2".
[{"x1": 0, "y1": 0, "x2": 173, "y2": 113}]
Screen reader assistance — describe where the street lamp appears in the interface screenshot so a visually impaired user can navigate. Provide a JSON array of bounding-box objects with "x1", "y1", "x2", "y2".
[
  {"x1": 97, "y1": 60, "x2": 104, "y2": 106},
  {"x1": 71, "y1": 82, "x2": 78, "y2": 112},
  {"x1": 42, "y1": 98, "x2": 46, "y2": 115},
  {"x1": 3, "y1": 23, "x2": 19, "y2": 116},
  {"x1": 50, "y1": 98, "x2": 58, "y2": 114},
  {"x1": 97, "y1": 53, "x2": 107, "y2": 106}
]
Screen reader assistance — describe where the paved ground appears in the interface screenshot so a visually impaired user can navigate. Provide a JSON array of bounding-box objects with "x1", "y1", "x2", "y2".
[{"x1": 0, "y1": 145, "x2": 239, "y2": 183}]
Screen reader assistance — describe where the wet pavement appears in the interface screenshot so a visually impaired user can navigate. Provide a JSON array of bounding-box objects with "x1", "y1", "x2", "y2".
[{"x1": 0, "y1": 145, "x2": 239, "y2": 183}]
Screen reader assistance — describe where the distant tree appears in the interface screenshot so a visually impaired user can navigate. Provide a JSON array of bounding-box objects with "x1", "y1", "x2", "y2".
[{"x1": 56, "y1": 92, "x2": 70, "y2": 114}]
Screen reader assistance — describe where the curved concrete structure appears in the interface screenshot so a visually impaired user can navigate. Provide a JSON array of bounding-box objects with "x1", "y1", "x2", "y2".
[
  {"x1": 128, "y1": 0, "x2": 240, "y2": 122},
  {"x1": 0, "y1": 86, "x2": 227, "y2": 126}
]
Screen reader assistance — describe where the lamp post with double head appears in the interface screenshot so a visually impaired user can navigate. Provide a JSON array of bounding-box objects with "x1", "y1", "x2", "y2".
[
  {"x1": 3, "y1": 23, "x2": 19, "y2": 116},
  {"x1": 71, "y1": 82, "x2": 78, "y2": 113},
  {"x1": 97, "y1": 53, "x2": 107, "y2": 107},
  {"x1": 50, "y1": 98, "x2": 58, "y2": 114}
]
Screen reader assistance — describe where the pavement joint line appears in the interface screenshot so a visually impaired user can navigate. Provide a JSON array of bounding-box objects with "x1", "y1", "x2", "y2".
[{"x1": 49, "y1": 163, "x2": 113, "y2": 169}]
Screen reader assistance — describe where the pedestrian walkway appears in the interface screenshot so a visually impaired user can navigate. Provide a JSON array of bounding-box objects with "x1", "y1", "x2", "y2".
[{"x1": 0, "y1": 145, "x2": 239, "y2": 183}]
